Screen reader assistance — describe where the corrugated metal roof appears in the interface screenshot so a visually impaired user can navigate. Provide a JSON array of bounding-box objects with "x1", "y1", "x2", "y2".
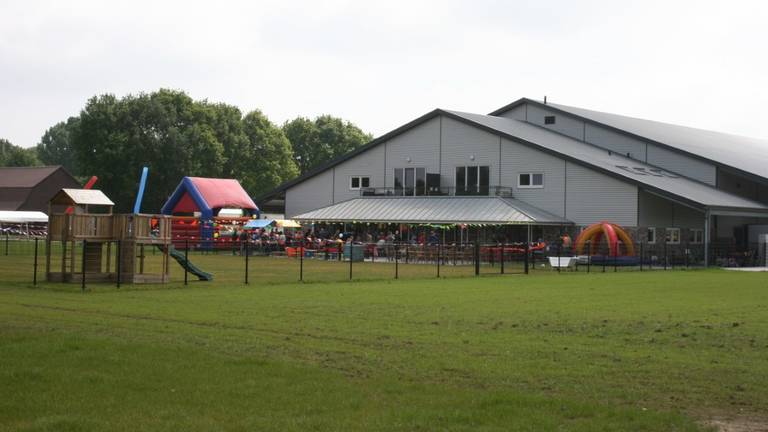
[
  {"x1": 52, "y1": 189, "x2": 115, "y2": 206},
  {"x1": 519, "y1": 100, "x2": 768, "y2": 180},
  {"x1": 445, "y1": 110, "x2": 768, "y2": 212},
  {"x1": 293, "y1": 196, "x2": 571, "y2": 225}
]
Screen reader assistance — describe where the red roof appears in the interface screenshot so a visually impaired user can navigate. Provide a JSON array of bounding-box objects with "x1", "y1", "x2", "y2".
[{"x1": 187, "y1": 177, "x2": 257, "y2": 210}]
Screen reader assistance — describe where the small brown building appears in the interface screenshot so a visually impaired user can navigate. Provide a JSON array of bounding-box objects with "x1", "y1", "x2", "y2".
[{"x1": 0, "y1": 166, "x2": 81, "y2": 214}]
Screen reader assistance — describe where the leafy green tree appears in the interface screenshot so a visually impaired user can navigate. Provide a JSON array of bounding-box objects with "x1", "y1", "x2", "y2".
[
  {"x1": 0, "y1": 138, "x2": 41, "y2": 167},
  {"x1": 241, "y1": 110, "x2": 299, "y2": 197},
  {"x1": 283, "y1": 115, "x2": 372, "y2": 174},
  {"x1": 73, "y1": 89, "x2": 226, "y2": 212},
  {"x1": 36, "y1": 117, "x2": 80, "y2": 175}
]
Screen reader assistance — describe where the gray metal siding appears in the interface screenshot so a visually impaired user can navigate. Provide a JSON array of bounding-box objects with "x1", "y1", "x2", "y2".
[
  {"x1": 500, "y1": 137, "x2": 566, "y2": 217},
  {"x1": 584, "y1": 123, "x2": 647, "y2": 161},
  {"x1": 565, "y1": 162, "x2": 638, "y2": 226},
  {"x1": 285, "y1": 169, "x2": 334, "y2": 218},
  {"x1": 717, "y1": 168, "x2": 768, "y2": 205},
  {"x1": 384, "y1": 116, "x2": 441, "y2": 187},
  {"x1": 332, "y1": 144, "x2": 385, "y2": 203},
  {"x1": 646, "y1": 145, "x2": 716, "y2": 185},
  {"x1": 638, "y1": 190, "x2": 703, "y2": 229},
  {"x1": 440, "y1": 117, "x2": 500, "y2": 188},
  {"x1": 497, "y1": 104, "x2": 526, "y2": 121},
  {"x1": 525, "y1": 104, "x2": 585, "y2": 141}
]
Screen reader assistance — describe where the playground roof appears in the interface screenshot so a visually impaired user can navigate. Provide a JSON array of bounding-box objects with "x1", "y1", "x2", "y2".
[
  {"x1": 161, "y1": 177, "x2": 258, "y2": 218},
  {"x1": 292, "y1": 196, "x2": 571, "y2": 225},
  {"x1": 51, "y1": 189, "x2": 114, "y2": 207}
]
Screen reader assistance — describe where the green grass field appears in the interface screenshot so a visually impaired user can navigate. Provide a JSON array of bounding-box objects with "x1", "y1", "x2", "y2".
[{"x1": 1, "y1": 250, "x2": 767, "y2": 431}]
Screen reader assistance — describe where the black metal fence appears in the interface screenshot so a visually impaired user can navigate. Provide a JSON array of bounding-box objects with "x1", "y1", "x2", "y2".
[{"x1": 2, "y1": 235, "x2": 767, "y2": 289}]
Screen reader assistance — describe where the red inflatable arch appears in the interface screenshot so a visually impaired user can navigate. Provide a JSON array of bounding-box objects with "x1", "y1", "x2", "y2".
[{"x1": 575, "y1": 222, "x2": 635, "y2": 256}]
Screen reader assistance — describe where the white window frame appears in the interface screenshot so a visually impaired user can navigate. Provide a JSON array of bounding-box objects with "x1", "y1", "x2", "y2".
[
  {"x1": 518, "y1": 172, "x2": 544, "y2": 189},
  {"x1": 690, "y1": 229, "x2": 703, "y2": 244},
  {"x1": 665, "y1": 227, "x2": 681, "y2": 244},
  {"x1": 646, "y1": 227, "x2": 656, "y2": 244},
  {"x1": 349, "y1": 176, "x2": 370, "y2": 190}
]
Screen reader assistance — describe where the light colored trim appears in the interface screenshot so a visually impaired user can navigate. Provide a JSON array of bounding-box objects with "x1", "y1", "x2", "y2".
[
  {"x1": 348, "y1": 175, "x2": 370, "y2": 191},
  {"x1": 517, "y1": 172, "x2": 544, "y2": 189},
  {"x1": 665, "y1": 227, "x2": 681, "y2": 244},
  {"x1": 647, "y1": 226, "x2": 657, "y2": 244}
]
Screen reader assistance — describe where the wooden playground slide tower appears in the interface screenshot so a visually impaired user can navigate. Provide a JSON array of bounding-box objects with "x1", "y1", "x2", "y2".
[{"x1": 46, "y1": 189, "x2": 172, "y2": 284}]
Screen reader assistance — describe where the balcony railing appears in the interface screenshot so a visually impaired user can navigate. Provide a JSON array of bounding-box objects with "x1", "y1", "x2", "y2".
[{"x1": 360, "y1": 186, "x2": 513, "y2": 198}]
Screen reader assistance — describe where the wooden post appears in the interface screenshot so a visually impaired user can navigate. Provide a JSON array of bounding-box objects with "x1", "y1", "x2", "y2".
[
  {"x1": 436, "y1": 244, "x2": 441, "y2": 278},
  {"x1": 524, "y1": 242, "x2": 529, "y2": 274},
  {"x1": 299, "y1": 242, "x2": 303, "y2": 282}
]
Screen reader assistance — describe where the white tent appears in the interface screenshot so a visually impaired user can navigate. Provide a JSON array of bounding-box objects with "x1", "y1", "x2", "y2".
[{"x1": 0, "y1": 211, "x2": 48, "y2": 224}]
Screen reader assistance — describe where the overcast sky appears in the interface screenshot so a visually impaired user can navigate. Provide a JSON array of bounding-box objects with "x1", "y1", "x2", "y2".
[{"x1": 2, "y1": 0, "x2": 767, "y2": 148}]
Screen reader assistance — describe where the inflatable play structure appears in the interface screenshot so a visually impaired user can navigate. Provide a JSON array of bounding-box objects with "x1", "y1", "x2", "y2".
[
  {"x1": 575, "y1": 221, "x2": 636, "y2": 257},
  {"x1": 130, "y1": 170, "x2": 213, "y2": 281},
  {"x1": 160, "y1": 177, "x2": 259, "y2": 251}
]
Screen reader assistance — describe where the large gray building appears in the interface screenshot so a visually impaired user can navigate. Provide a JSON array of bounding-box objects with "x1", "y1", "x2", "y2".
[{"x1": 257, "y1": 98, "x2": 768, "y2": 263}]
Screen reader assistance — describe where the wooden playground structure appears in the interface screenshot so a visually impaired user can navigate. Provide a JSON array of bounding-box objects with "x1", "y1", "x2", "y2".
[{"x1": 45, "y1": 189, "x2": 173, "y2": 284}]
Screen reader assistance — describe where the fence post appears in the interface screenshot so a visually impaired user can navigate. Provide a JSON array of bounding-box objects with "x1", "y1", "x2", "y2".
[
  {"x1": 81, "y1": 240, "x2": 86, "y2": 292},
  {"x1": 664, "y1": 242, "x2": 668, "y2": 270},
  {"x1": 33, "y1": 238, "x2": 38, "y2": 286},
  {"x1": 436, "y1": 244, "x2": 441, "y2": 278},
  {"x1": 395, "y1": 244, "x2": 399, "y2": 279},
  {"x1": 405, "y1": 245, "x2": 409, "y2": 264},
  {"x1": 557, "y1": 238, "x2": 561, "y2": 273},
  {"x1": 500, "y1": 244, "x2": 505, "y2": 275},
  {"x1": 246, "y1": 241, "x2": 251, "y2": 284},
  {"x1": 4, "y1": 231, "x2": 8, "y2": 256},
  {"x1": 602, "y1": 249, "x2": 606, "y2": 273},
  {"x1": 349, "y1": 245, "x2": 353, "y2": 280},
  {"x1": 614, "y1": 241, "x2": 618, "y2": 273},
  {"x1": 116, "y1": 240, "x2": 121, "y2": 289},
  {"x1": 639, "y1": 241, "x2": 644, "y2": 271},
  {"x1": 587, "y1": 240, "x2": 591, "y2": 273},
  {"x1": 474, "y1": 242, "x2": 480, "y2": 276},
  {"x1": 299, "y1": 243, "x2": 303, "y2": 282},
  {"x1": 685, "y1": 242, "x2": 689, "y2": 269},
  {"x1": 184, "y1": 239, "x2": 189, "y2": 286},
  {"x1": 524, "y1": 242, "x2": 529, "y2": 274}
]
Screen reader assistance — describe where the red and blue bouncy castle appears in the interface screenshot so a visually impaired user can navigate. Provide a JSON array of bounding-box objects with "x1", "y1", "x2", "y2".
[{"x1": 161, "y1": 177, "x2": 258, "y2": 249}]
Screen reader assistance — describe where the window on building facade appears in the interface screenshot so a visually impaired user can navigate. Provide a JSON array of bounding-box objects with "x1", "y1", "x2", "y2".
[
  {"x1": 665, "y1": 227, "x2": 681, "y2": 244},
  {"x1": 518, "y1": 173, "x2": 544, "y2": 188},
  {"x1": 455, "y1": 165, "x2": 490, "y2": 195},
  {"x1": 689, "y1": 229, "x2": 704, "y2": 244},
  {"x1": 647, "y1": 227, "x2": 656, "y2": 244},
  {"x1": 349, "y1": 176, "x2": 370, "y2": 190},
  {"x1": 544, "y1": 115, "x2": 556, "y2": 125},
  {"x1": 394, "y1": 168, "x2": 426, "y2": 196}
]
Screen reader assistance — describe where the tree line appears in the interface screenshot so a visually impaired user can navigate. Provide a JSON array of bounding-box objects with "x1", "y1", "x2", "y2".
[{"x1": 1, "y1": 89, "x2": 372, "y2": 212}]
